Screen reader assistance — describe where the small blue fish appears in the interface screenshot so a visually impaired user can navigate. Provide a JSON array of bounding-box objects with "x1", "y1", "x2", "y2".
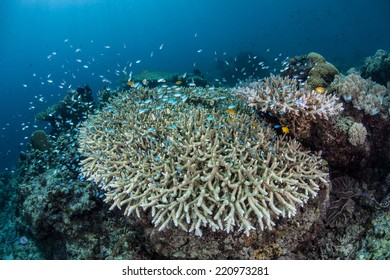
[
  {"x1": 139, "y1": 108, "x2": 148, "y2": 114},
  {"x1": 167, "y1": 98, "x2": 177, "y2": 105}
]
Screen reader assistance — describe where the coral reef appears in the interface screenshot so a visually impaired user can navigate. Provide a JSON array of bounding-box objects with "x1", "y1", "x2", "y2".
[
  {"x1": 2, "y1": 121, "x2": 146, "y2": 259},
  {"x1": 4, "y1": 50, "x2": 390, "y2": 260},
  {"x1": 0, "y1": 170, "x2": 45, "y2": 260},
  {"x1": 356, "y1": 173, "x2": 390, "y2": 260},
  {"x1": 78, "y1": 90, "x2": 329, "y2": 237},
  {"x1": 35, "y1": 85, "x2": 95, "y2": 134},
  {"x1": 357, "y1": 208, "x2": 390, "y2": 260},
  {"x1": 0, "y1": 172, "x2": 12, "y2": 209},
  {"x1": 235, "y1": 75, "x2": 343, "y2": 139},
  {"x1": 360, "y1": 49, "x2": 390, "y2": 86},
  {"x1": 329, "y1": 73, "x2": 389, "y2": 117},
  {"x1": 298, "y1": 170, "x2": 389, "y2": 260},
  {"x1": 97, "y1": 87, "x2": 120, "y2": 108},
  {"x1": 281, "y1": 52, "x2": 339, "y2": 90},
  {"x1": 140, "y1": 186, "x2": 330, "y2": 259}
]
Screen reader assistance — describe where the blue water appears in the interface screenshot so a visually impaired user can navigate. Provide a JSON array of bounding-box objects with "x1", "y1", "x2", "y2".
[{"x1": 0, "y1": 0, "x2": 390, "y2": 171}]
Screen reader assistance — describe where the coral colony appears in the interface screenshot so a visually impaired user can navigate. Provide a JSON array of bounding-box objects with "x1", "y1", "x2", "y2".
[
  {"x1": 78, "y1": 86, "x2": 329, "y2": 236},
  {"x1": 236, "y1": 75, "x2": 343, "y2": 139}
]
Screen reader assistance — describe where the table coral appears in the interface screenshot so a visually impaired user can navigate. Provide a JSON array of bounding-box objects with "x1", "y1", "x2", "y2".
[{"x1": 78, "y1": 89, "x2": 329, "y2": 237}]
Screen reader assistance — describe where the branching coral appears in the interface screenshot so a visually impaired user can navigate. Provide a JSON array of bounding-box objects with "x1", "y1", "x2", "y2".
[
  {"x1": 235, "y1": 75, "x2": 343, "y2": 139},
  {"x1": 78, "y1": 90, "x2": 329, "y2": 236}
]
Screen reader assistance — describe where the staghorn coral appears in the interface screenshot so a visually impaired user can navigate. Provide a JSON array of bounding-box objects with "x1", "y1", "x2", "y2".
[
  {"x1": 330, "y1": 73, "x2": 388, "y2": 116},
  {"x1": 235, "y1": 75, "x2": 343, "y2": 139},
  {"x1": 348, "y1": 122, "x2": 367, "y2": 147},
  {"x1": 78, "y1": 90, "x2": 329, "y2": 237}
]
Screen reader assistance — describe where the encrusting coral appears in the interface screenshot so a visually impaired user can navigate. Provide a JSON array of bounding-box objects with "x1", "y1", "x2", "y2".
[
  {"x1": 235, "y1": 75, "x2": 343, "y2": 139},
  {"x1": 78, "y1": 89, "x2": 329, "y2": 237}
]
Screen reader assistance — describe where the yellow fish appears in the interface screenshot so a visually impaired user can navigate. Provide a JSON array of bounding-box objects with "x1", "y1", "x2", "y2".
[
  {"x1": 315, "y1": 86, "x2": 326, "y2": 94},
  {"x1": 226, "y1": 108, "x2": 237, "y2": 115},
  {"x1": 175, "y1": 80, "x2": 182, "y2": 85},
  {"x1": 281, "y1": 126, "x2": 289, "y2": 134},
  {"x1": 127, "y1": 81, "x2": 134, "y2": 86}
]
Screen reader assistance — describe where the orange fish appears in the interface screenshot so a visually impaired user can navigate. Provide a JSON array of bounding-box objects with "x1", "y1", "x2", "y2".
[
  {"x1": 175, "y1": 80, "x2": 182, "y2": 85},
  {"x1": 281, "y1": 126, "x2": 289, "y2": 134},
  {"x1": 315, "y1": 86, "x2": 326, "y2": 94},
  {"x1": 226, "y1": 109, "x2": 237, "y2": 115},
  {"x1": 127, "y1": 81, "x2": 134, "y2": 86}
]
